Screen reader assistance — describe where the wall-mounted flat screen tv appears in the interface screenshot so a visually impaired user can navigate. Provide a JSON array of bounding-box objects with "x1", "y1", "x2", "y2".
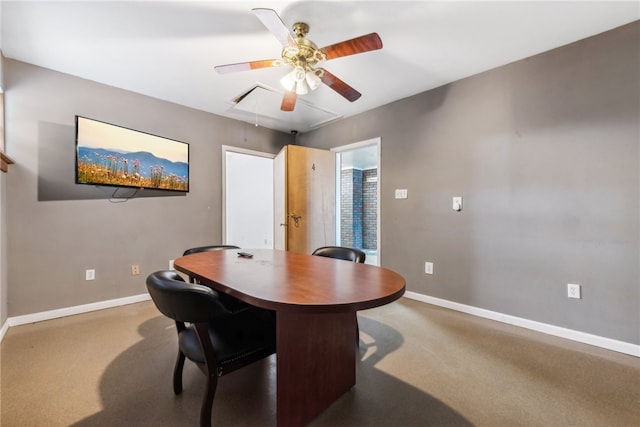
[{"x1": 75, "y1": 116, "x2": 189, "y2": 192}]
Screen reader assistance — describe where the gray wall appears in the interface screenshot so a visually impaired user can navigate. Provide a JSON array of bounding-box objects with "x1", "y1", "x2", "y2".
[
  {"x1": 299, "y1": 22, "x2": 640, "y2": 344},
  {"x1": 4, "y1": 59, "x2": 290, "y2": 317},
  {"x1": 3, "y1": 22, "x2": 638, "y2": 346}
]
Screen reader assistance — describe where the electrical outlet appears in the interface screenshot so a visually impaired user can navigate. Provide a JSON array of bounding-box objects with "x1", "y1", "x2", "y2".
[
  {"x1": 425, "y1": 262, "x2": 433, "y2": 275},
  {"x1": 131, "y1": 265, "x2": 140, "y2": 276},
  {"x1": 567, "y1": 283, "x2": 581, "y2": 299},
  {"x1": 169, "y1": 259, "x2": 175, "y2": 270},
  {"x1": 85, "y1": 269, "x2": 95, "y2": 281},
  {"x1": 395, "y1": 189, "x2": 408, "y2": 199}
]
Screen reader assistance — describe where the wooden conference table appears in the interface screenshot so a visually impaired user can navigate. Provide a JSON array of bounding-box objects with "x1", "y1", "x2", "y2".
[{"x1": 174, "y1": 248, "x2": 405, "y2": 427}]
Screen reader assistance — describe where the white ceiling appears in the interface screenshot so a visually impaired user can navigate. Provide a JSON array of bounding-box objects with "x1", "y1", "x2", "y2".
[{"x1": 2, "y1": 1, "x2": 638, "y2": 134}]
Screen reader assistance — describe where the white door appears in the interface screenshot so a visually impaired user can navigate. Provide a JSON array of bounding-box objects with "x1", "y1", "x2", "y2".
[{"x1": 223, "y1": 146, "x2": 274, "y2": 249}]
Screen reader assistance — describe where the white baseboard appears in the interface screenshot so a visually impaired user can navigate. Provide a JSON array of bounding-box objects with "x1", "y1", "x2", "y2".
[
  {"x1": 6, "y1": 293, "x2": 151, "y2": 328},
  {"x1": 404, "y1": 291, "x2": 639, "y2": 358},
  {"x1": 3, "y1": 291, "x2": 638, "y2": 358}
]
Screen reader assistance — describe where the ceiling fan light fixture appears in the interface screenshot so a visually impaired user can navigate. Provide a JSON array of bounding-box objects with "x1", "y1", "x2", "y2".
[
  {"x1": 305, "y1": 70, "x2": 322, "y2": 91},
  {"x1": 293, "y1": 66, "x2": 306, "y2": 82},
  {"x1": 296, "y1": 79, "x2": 309, "y2": 95},
  {"x1": 280, "y1": 69, "x2": 297, "y2": 91},
  {"x1": 281, "y1": 66, "x2": 309, "y2": 93}
]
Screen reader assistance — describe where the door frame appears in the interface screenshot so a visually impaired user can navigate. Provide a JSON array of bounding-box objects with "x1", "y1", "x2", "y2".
[{"x1": 331, "y1": 137, "x2": 381, "y2": 264}]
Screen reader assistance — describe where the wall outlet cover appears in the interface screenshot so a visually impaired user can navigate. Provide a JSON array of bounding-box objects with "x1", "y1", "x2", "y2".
[
  {"x1": 425, "y1": 262, "x2": 434, "y2": 275},
  {"x1": 395, "y1": 189, "x2": 408, "y2": 199},
  {"x1": 567, "y1": 283, "x2": 581, "y2": 299}
]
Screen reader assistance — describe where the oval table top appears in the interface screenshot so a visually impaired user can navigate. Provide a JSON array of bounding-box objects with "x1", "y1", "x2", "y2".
[{"x1": 174, "y1": 248, "x2": 406, "y2": 313}]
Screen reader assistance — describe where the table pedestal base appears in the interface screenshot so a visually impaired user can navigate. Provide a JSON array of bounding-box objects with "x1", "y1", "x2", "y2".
[{"x1": 276, "y1": 311, "x2": 357, "y2": 427}]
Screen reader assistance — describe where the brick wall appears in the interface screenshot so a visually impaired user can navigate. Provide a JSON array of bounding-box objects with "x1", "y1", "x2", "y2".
[
  {"x1": 340, "y1": 168, "x2": 377, "y2": 250},
  {"x1": 340, "y1": 169, "x2": 355, "y2": 247},
  {"x1": 363, "y1": 169, "x2": 377, "y2": 250}
]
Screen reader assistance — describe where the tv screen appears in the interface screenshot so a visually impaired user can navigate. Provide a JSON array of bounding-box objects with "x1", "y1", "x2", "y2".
[{"x1": 75, "y1": 116, "x2": 189, "y2": 192}]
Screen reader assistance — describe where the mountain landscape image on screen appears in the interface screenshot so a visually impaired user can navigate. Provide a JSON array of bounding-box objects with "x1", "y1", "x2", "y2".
[{"x1": 77, "y1": 146, "x2": 189, "y2": 191}]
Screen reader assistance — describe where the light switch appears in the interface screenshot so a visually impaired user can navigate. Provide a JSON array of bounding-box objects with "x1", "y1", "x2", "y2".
[
  {"x1": 395, "y1": 189, "x2": 408, "y2": 199},
  {"x1": 453, "y1": 196, "x2": 462, "y2": 211},
  {"x1": 425, "y1": 262, "x2": 433, "y2": 275}
]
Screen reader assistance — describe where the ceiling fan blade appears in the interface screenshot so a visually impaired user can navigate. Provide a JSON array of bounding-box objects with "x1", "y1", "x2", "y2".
[
  {"x1": 321, "y1": 33, "x2": 383, "y2": 61},
  {"x1": 281, "y1": 89, "x2": 297, "y2": 111},
  {"x1": 318, "y1": 69, "x2": 362, "y2": 102},
  {"x1": 214, "y1": 59, "x2": 283, "y2": 74},
  {"x1": 252, "y1": 8, "x2": 296, "y2": 47}
]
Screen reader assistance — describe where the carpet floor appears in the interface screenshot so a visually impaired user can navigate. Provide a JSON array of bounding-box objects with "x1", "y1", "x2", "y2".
[{"x1": 1, "y1": 298, "x2": 638, "y2": 426}]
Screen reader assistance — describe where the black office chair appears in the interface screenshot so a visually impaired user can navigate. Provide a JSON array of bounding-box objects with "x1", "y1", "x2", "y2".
[
  {"x1": 182, "y1": 245, "x2": 250, "y2": 314},
  {"x1": 311, "y1": 246, "x2": 366, "y2": 263},
  {"x1": 146, "y1": 271, "x2": 276, "y2": 427},
  {"x1": 311, "y1": 246, "x2": 366, "y2": 346},
  {"x1": 182, "y1": 245, "x2": 241, "y2": 256}
]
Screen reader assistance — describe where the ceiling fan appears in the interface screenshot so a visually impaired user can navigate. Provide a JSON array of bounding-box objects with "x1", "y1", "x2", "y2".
[{"x1": 214, "y1": 8, "x2": 383, "y2": 112}]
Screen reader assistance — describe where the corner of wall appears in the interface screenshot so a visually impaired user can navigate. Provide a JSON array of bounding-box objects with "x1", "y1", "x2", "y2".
[
  {"x1": 0, "y1": 51, "x2": 7, "y2": 328},
  {"x1": 0, "y1": 167, "x2": 6, "y2": 331},
  {"x1": 0, "y1": 318, "x2": 8, "y2": 343}
]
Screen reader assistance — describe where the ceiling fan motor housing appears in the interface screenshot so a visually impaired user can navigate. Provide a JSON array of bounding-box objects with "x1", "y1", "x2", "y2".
[
  {"x1": 292, "y1": 22, "x2": 309, "y2": 37},
  {"x1": 281, "y1": 23, "x2": 326, "y2": 71}
]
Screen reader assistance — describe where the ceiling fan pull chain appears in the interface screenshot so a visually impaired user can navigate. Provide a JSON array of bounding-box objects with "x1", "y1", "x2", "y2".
[{"x1": 255, "y1": 100, "x2": 259, "y2": 127}]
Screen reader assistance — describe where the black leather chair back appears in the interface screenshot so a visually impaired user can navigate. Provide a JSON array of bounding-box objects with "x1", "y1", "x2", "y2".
[
  {"x1": 146, "y1": 270, "x2": 231, "y2": 323},
  {"x1": 180, "y1": 245, "x2": 252, "y2": 314},
  {"x1": 312, "y1": 246, "x2": 366, "y2": 263},
  {"x1": 183, "y1": 245, "x2": 240, "y2": 256}
]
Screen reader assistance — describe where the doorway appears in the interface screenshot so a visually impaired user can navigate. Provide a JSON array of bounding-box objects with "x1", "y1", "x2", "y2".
[
  {"x1": 274, "y1": 145, "x2": 336, "y2": 253},
  {"x1": 332, "y1": 138, "x2": 380, "y2": 266},
  {"x1": 223, "y1": 144, "x2": 335, "y2": 254}
]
